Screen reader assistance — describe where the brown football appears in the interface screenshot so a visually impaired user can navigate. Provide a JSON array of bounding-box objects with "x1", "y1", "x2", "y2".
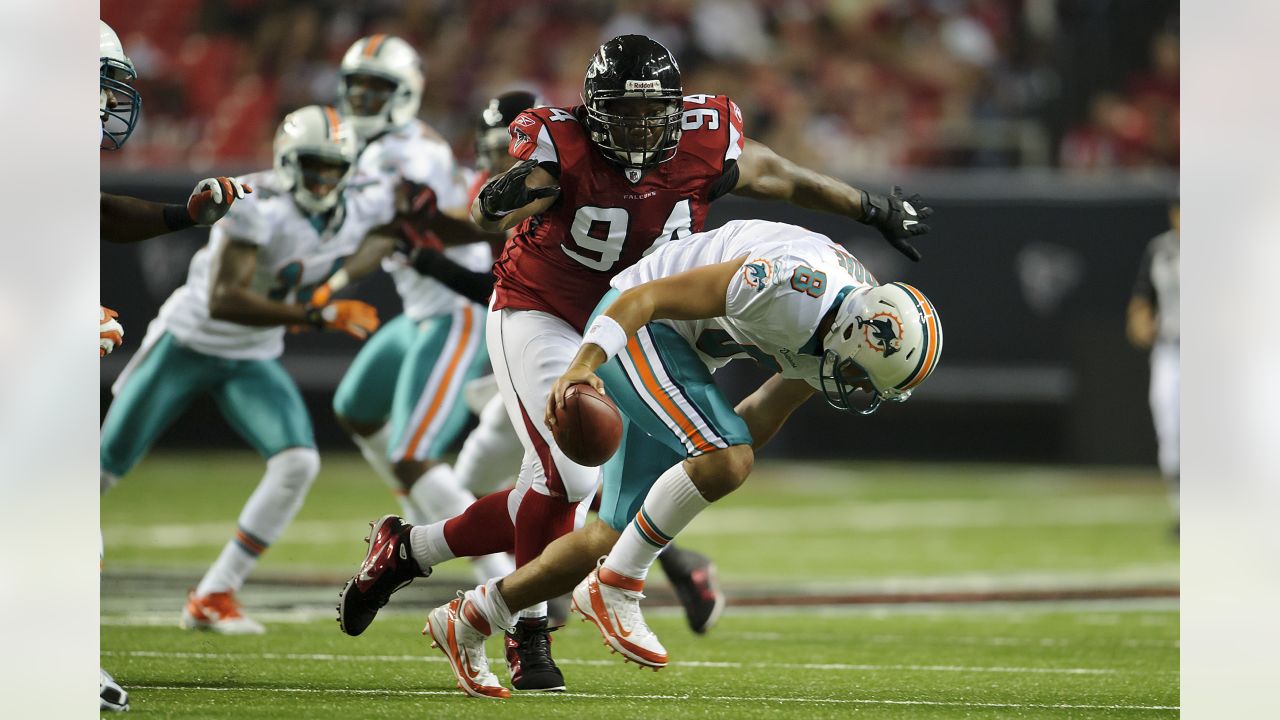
[{"x1": 552, "y1": 383, "x2": 623, "y2": 467}]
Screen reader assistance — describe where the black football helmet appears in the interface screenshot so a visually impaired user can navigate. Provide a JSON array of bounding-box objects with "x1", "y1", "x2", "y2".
[
  {"x1": 475, "y1": 90, "x2": 543, "y2": 172},
  {"x1": 582, "y1": 35, "x2": 683, "y2": 170}
]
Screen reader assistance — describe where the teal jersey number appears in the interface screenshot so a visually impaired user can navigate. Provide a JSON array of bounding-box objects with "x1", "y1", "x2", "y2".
[
  {"x1": 790, "y1": 265, "x2": 827, "y2": 297},
  {"x1": 267, "y1": 258, "x2": 346, "y2": 303}
]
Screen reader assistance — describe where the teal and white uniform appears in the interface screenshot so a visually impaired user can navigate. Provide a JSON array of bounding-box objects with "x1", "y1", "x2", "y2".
[
  {"x1": 332, "y1": 120, "x2": 493, "y2": 463},
  {"x1": 592, "y1": 219, "x2": 878, "y2": 530},
  {"x1": 101, "y1": 169, "x2": 395, "y2": 475}
]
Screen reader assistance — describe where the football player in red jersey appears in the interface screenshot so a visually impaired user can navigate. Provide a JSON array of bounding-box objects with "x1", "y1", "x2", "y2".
[{"x1": 338, "y1": 34, "x2": 932, "y2": 696}]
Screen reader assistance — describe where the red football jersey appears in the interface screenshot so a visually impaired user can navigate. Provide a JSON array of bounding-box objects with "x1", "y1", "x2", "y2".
[{"x1": 491, "y1": 94, "x2": 746, "y2": 331}]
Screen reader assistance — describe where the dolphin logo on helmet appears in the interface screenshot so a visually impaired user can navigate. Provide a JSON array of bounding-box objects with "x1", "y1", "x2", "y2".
[{"x1": 819, "y1": 282, "x2": 943, "y2": 415}]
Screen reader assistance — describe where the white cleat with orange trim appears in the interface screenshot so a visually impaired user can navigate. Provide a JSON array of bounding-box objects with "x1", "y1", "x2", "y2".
[
  {"x1": 425, "y1": 593, "x2": 511, "y2": 699},
  {"x1": 180, "y1": 590, "x2": 266, "y2": 635},
  {"x1": 571, "y1": 560, "x2": 668, "y2": 669}
]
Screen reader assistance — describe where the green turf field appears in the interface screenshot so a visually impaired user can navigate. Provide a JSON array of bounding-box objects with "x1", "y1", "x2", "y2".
[{"x1": 102, "y1": 452, "x2": 1179, "y2": 718}]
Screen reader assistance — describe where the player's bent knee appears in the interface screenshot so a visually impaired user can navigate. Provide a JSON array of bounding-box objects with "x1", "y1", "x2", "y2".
[
  {"x1": 267, "y1": 447, "x2": 321, "y2": 493},
  {"x1": 687, "y1": 444, "x2": 754, "y2": 502}
]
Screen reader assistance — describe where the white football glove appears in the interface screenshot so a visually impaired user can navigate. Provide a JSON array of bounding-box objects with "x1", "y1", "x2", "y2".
[
  {"x1": 100, "y1": 306, "x2": 124, "y2": 358},
  {"x1": 187, "y1": 176, "x2": 253, "y2": 227}
]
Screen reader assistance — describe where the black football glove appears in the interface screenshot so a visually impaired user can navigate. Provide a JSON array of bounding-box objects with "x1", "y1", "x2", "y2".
[
  {"x1": 859, "y1": 186, "x2": 933, "y2": 262},
  {"x1": 477, "y1": 159, "x2": 560, "y2": 220}
]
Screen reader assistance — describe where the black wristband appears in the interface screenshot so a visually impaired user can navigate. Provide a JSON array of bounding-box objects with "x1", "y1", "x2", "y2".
[
  {"x1": 163, "y1": 203, "x2": 196, "y2": 231},
  {"x1": 303, "y1": 305, "x2": 326, "y2": 329}
]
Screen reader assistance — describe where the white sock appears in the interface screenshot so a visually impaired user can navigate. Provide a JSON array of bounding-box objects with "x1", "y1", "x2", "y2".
[
  {"x1": 410, "y1": 521, "x2": 455, "y2": 569},
  {"x1": 469, "y1": 552, "x2": 515, "y2": 584},
  {"x1": 409, "y1": 464, "x2": 478, "y2": 524},
  {"x1": 603, "y1": 461, "x2": 708, "y2": 582},
  {"x1": 519, "y1": 602, "x2": 548, "y2": 620},
  {"x1": 353, "y1": 425, "x2": 426, "y2": 524},
  {"x1": 465, "y1": 579, "x2": 515, "y2": 634},
  {"x1": 454, "y1": 396, "x2": 522, "y2": 495},
  {"x1": 195, "y1": 448, "x2": 319, "y2": 595}
]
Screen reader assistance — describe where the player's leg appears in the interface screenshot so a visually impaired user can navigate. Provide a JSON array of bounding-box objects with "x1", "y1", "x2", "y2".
[
  {"x1": 182, "y1": 358, "x2": 320, "y2": 634},
  {"x1": 101, "y1": 331, "x2": 213, "y2": 491},
  {"x1": 574, "y1": 322, "x2": 754, "y2": 666},
  {"x1": 1149, "y1": 341, "x2": 1179, "y2": 533},
  {"x1": 332, "y1": 314, "x2": 419, "y2": 519},
  {"x1": 388, "y1": 305, "x2": 513, "y2": 583},
  {"x1": 453, "y1": 393, "x2": 523, "y2": 496}
]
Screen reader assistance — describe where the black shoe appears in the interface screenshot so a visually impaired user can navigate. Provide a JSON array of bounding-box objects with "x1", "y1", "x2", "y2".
[
  {"x1": 659, "y1": 544, "x2": 725, "y2": 635},
  {"x1": 505, "y1": 616, "x2": 566, "y2": 691},
  {"x1": 337, "y1": 515, "x2": 430, "y2": 636}
]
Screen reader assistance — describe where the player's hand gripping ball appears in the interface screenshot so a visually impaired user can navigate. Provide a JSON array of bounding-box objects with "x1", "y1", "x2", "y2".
[{"x1": 549, "y1": 382, "x2": 622, "y2": 467}]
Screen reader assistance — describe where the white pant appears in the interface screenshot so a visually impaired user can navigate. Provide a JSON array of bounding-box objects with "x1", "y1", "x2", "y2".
[
  {"x1": 1149, "y1": 341, "x2": 1179, "y2": 480},
  {"x1": 486, "y1": 306, "x2": 602, "y2": 505}
]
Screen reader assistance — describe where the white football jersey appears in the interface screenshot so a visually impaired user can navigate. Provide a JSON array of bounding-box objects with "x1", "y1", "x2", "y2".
[
  {"x1": 356, "y1": 119, "x2": 492, "y2": 322},
  {"x1": 611, "y1": 219, "x2": 879, "y2": 389},
  {"x1": 155, "y1": 169, "x2": 395, "y2": 360}
]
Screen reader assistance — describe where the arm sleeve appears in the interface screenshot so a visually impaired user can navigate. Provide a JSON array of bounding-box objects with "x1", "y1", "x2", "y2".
[
  {"x1": 508, "y1": 111, "x2": 559, "y2": 165},
  {"x1": 410, "y1": 248, "x2": 495, "y2": 305}
]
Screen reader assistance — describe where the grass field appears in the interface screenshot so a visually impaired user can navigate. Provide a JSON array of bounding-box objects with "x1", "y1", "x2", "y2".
[{"x1": 102, "y1": 452, "x2": 1179, "y2": 718}]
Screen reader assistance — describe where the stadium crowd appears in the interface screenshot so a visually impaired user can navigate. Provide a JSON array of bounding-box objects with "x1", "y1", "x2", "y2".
[{"x1": 101, "y1": 0, "x2": 1177, "y2": 175}]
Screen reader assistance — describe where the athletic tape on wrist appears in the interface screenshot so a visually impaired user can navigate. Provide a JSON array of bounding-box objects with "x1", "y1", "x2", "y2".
[{"x1": 581, "y1": 315, "x2": 629, "y2": 361}]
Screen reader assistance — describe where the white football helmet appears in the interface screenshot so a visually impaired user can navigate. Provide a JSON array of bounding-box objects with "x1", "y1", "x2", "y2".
[
  {"x1": 272, "y1": 105, "x2": 358, "y2": 214},
  {"x1": 337, "y1": 34, "x2": 424, "y2": 140},
  {"x1": 100, "y1": 20, "x2": 140, "y2": 150},
  {"x1": 819, "y1": 282, "x2": 943, "y2": 415}
]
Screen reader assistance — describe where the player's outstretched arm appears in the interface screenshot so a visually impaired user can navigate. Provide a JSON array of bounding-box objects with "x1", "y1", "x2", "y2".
[
  {"x1": 732, "y1": 139, "x2": 933, "y2": 261},
  {"x1": 734, "y1": 374, "x2": 816, "y2": 450},
  {"x1": 470, "y1": 159, "x2": 560, "y2": 232},
  {"x1": 100, "y1": 178, "x2": 251, "y2": 244},
  {"x1": 207, "y1": 238, "x2": 378, "y2": 339},
  {"x1": 546, "y1": 258, "x2": 743, "y2": 430}
]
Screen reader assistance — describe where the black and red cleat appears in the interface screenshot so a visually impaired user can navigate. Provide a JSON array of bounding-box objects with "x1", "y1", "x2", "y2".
[
  {"x1": 659, "y1": 544, "x2": 725, "y2": 635},
  {"x1": 504, "y1": 616, "x2": 566, "y2": 691},
  {"x1": 337, "y1": 514, "x2": 429, "y2": 636}
]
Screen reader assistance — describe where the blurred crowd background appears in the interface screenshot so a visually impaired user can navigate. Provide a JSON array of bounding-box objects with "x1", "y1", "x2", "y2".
[{"x1": 100, "y1": 0, "x2": 1178, "y2": 177}]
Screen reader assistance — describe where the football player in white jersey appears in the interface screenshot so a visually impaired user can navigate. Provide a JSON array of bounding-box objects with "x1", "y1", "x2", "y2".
[
  {"x1": 99, "y1": 20, "x2": 250, "y2": 357},
  {"x1": 98, "y1": 20, "x2": 254, "y2": 712},
  {"x1": 412, "y1": 219, "x2": 943, "y2": 696},
  {"x1": 325, "y1": 36, "x2": 519, "y2": 609},
  {"x1": 100, "y1": 105, "x2": 398, "y2": 635}
]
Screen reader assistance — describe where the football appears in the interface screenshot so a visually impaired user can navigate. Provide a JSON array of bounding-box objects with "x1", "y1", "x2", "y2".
[{"x1": 552, "y1": 383, "x2": 623, "y2": 467}]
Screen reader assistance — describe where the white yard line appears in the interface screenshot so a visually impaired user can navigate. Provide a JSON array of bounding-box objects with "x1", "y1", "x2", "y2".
[
  {"x1": 102, "y1": 495, "x2": 1169, "y2": 549},
  {"x1": 124, "y1": 683, "x2": 1179, "y2": 711},
  {"x1": 103, "y1": 649, "x2": 1177, "y2": 676}
]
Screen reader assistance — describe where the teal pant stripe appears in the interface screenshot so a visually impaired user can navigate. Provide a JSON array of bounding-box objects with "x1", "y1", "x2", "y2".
[{"x1": 101, "y1": 333, "x2": 314, "y2": 477}]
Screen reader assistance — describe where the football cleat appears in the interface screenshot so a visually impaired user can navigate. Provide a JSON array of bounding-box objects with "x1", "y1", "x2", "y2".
[
  {"x1": 658, "y1": 544, "x2": 725, "y2": 635},
  {"x1": 180, "y1": 590, "x2": 265, "y2": 635},
  {"x1": 99, "y1": 667, "x2": 129, "y2": 712},
  {"x1": 338, "y1": 514, "x2": 428, "y2": 636},
  {"x1": 571, "y1": 559, "x2": 668, "y2": 668},
  {"x1": 504, "y1": 616, "x2": 565, "y2": 692},
  {"x1": 425, "y1": 594, "x2": 510, "y2": 699}
]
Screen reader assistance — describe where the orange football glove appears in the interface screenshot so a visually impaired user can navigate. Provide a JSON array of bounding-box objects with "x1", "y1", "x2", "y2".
[
  {"x1": 100, "y1": 306, "x2": 124, "y2": 357},
  {"x1": 305, "y1": 300, "x2": 379, "y2": 340}
]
